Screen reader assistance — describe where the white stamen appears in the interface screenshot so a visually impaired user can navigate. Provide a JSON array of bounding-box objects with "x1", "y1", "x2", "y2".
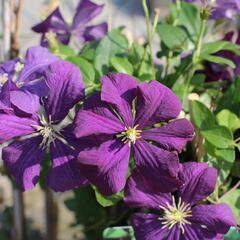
[{"x1": 158, "y1": 196, "x2": 192, "y2": 234}]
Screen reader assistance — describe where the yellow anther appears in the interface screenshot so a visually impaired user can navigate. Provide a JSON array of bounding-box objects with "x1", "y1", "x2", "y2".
[
  {"x1": 0, "y1": 73, "x2": 8, "y2": 87},
  {"x1": 121, "y1": 124, "x2": 142, "y2": 147},
  {"x1": 158, "y1": 197, "x2": 192, "y2": 234}
]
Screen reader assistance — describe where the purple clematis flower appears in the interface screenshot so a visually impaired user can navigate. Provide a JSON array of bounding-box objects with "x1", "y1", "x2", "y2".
[
  {"x1": 32, "y1": 0, "x2": 108, "y2": 47},
  {"x1": 124, "y1": 162, "x2": 237, "y2": 240},
  {"x1": 0, "y1": 60, "x2": 88, "y2": 191},
  {"x1": 73, "y1": 73, "x2": 194, "y2": 196},
  {"x1": 0, "y1": 46, "x2": 58, "y2": 114}
]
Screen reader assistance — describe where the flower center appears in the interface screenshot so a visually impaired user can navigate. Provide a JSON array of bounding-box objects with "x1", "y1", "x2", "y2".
[
  {"x1": 0, "y1": 73, "x2": 8, "y2": 87},
  {"x1": 158, "y1": 197, "x2": 192, "y2": 234},
  {"x1": 31, "y1": 115, "x2": 59, "y2": 148},
  {"x1": 121, "y1": 124, "x2": 142, "y2": 147}
]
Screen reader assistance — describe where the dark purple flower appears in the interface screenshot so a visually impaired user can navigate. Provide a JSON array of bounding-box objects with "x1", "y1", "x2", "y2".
[
  {"x1": 0, "y1": 60, "x2": 88, "y2": 192},
  {"x1": 0, "y1": 46, "x2": 58, "y2": 114},
  {"x1": 73, "y1": 73, "x2": 194, "y2": 196},
  {"x1": 32, "y1": 0, "x2": 108, "y2": 47},
  {"x1": 124, "y1": 162, "x2": 237, "y2": 240}
]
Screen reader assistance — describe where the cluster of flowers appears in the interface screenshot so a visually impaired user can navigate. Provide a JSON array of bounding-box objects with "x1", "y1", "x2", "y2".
[{"x1": 0, "y1": 45, "x2": 237, "y2": 239}]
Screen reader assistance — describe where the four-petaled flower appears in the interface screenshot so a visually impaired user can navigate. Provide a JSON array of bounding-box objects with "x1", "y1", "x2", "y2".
[
  {"x1": 0, "y1": 60, "x2": 88, "y2": 191},
  {"x1": 32, "y1": 0, "x2": 108, "y2": 47},
  {"x1": 124, "y1": 162, "x2": 237, "y2": 240},
  {"x1": 73, "y1": 73, "x2": 194, "y2": 196}
]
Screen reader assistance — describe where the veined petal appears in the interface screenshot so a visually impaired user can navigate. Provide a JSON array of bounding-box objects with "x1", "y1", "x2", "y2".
[
  {"x1": 178, "y1": 162, "x2": 217, "y2": 205},
  {"x1": 78, "y1": 22, "x2": 108, "y2": 42},
  {"x1": 0, "y1": 81, "x2": 11, "y2": 111},
  {"x1": 47, "y1": 139, "x2": 88, "y2": 192},
  {"x1": 43, "y1": 60, "x2": 85, "y2": 124},
  {"x1": 0, "y1": 114, "x2": 38, "y2": 143},
  {"x1": 142, "y1": 119, "x2": 194, "y2": 153},
  {"x1": 74, "y1": 93, "x2": 123, "y2": 138},
  {"x1": 17, "y1": 46, "x2": 58, "y2": 84},
  {"x1": 10, "y1": 90, "x2": 40, "y2": 115},
  {"x1": 184, "y1": 223, "x2": 223, "y2": 240},
  {"x1": 135, "y1": 80, "x2": 181, "y2": 129},
  {"x1": 2, "y1": 136, "x2": 44, "y2": 191},
  {"x1": 133, "y1": 139, "x2": 180, "y2": 193},
  {"x1": 100, "y1": 73, "x2": 138, "y2": 127},
  {"x1": 191, "y1": 204, "x2": 237, "y2": 235},
  {"x1": 78, "y1": 139, "x2": 130, "y2": 195},
  {"x1": 72, "y1": 0, "x2": 104, "y2": 28},
  {"x1": 131, "y1": 213, "x2": 169, "y2": 240},
  {"x1": 165, "y1": 225, "x2": 181, "y2": 240},
  {"x1": 124, "y1": 169, "x2": 172, "y2": 210}
]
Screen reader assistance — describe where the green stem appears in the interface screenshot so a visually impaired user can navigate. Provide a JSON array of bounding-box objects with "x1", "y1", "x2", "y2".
[
  {"x1": 142, "y1": 0, "x2": 153, "y2": 64},
  {"x1": 173, "y1": 0, "x2": 181, "y2": 26},
  {"x1": 192, "y1": 18, "x2": 206, "y2": 64}
]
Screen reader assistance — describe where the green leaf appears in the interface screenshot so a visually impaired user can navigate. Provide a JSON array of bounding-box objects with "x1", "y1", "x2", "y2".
[
  {"x1": 103, "y1": 226, "x2": 135, "y2": 239},
  {"x1": 94, "y1": 188, "x2": 123, "y2": 207},
  {"x1": 224, "y1": 227, "x2": 240, "y2": 240},
  {"x1": 79, "y1": 40, "x2": 100, "y2": 61},
  {"x1": 175, "y1": 2, "x2": 200, "y2": 39},
  {"x1": 66, "y1": 56, "x2": 95, "y2": 85},
  {"x1": 156, "y1": 24, "x2": 188, "y2": 49},
  {"x1": 220, "y1": 189, "x2": 240, "y2": 225},
  {"x1": 217, "y1": 109, "x2": 240, "y2": 131},
  {"x1": 200, "y1": 41, "x2": 240, "y2": 57},
  {"x1": 94, "y1": 28, "x2": 128, "y2": 75},
  {"x1": 200, "y1": 55, "x2": 235, "y2": 68},
  {"x1": 201, "y1": 126, "x2": 234, "y2": 148},
  {"x1": 111, "y1": 57, "x2": 133, "y2": 74},
  {"x1": 128, "y1": 42, "x2": 145, "y2": 65},
  {"x1": 138, "y1": 73, "x2": 155, "y2": 82},
  {"x1": 53, "y1": 45, "x2": 75, "y2": 59},
  {"x1": 191, "y1": 100, "x2": 216, "y2": 129}
]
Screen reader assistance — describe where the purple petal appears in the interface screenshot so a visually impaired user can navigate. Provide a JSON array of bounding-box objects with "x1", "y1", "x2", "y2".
[
  {"x1": 17, "y1": 46, "x2": 58, "y2": 84},
  {"x1": 21, "y1": 78, "x2": 49, "y2": 97},
  {"x1": 124, "y1": 169, "x2": 172, "y2": 210},
  {"x1": 77, "y1": 22, "x2": 108, "y2": 42},
  {"x1": 32, "y1": 7, "x2": 69, "y2": 33},
  {"x1": 77, "y1": 139, "x2": 130, "y2": 195},
  {"x1": 184, "y1": 223, "x2": 223, "y2": 240},
  {"x1": 0, "y1": 81, "x2": 11, "y2": 111},
  {"x1": 72, "y1": 0, "x2": 104, "y2": 28},
  {"x1": 166, "y1": 225, "x2": 181, "y2": 240},
  {"x1": 142, "y1": 119, "x2": 194, "y2": 153},
  {"x1": 43, "y1": 60, "x2": 85, "y2": 124},
  {"x1": 133, "y1": 139, "x2": 180, "y2": 193},
  {"x1": 178, "y1": 162, "x2": 217, "y2": 205},
  {"x1": 0, "y1": 58, "x2": 19, "y2": 79},
  {"x1": 0, "y1": 114, "x2": 38, "y2": 143},
  {"x1": 10, "y1": 90, "x2": 40, "y2": 115},
  {"x1": 74, "y1": 93, "x2": 124, "y2": 138},
  {"x1": 191, "y1": 204, "x2": 237, "y2": 235},
  {"x1": 100, "y1": 73, "x2": 138, "y2": 127},
  {"x1": 135, "y1": 80, "x2": 181, "y2": 129},
  {"x1": 2, "y1": 136, "x2": 44, "y2": 191},
  {"x1": 131, "y1": 213, "x2": 169, "y2": 240},
  {"x1": 47, "y1": 139, "x2": 88, "y2": 192}
]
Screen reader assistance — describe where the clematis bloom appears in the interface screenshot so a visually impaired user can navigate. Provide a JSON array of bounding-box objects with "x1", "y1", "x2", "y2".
[
  {"x1": 124, "y1": 162, "x2": 237, "y2": 240},
  {"x1": 0, "y1": 46, "x2": 58, "y2": 114},
  {"x1": 0, "y1": 60, "x2": 88, "y2": 191},
  {"x1": 32, "y1": 0, "x2": 108, "y2": 47},
  {"x1": 73, "y1": 73, "x2": 194, "y2": 196}
]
